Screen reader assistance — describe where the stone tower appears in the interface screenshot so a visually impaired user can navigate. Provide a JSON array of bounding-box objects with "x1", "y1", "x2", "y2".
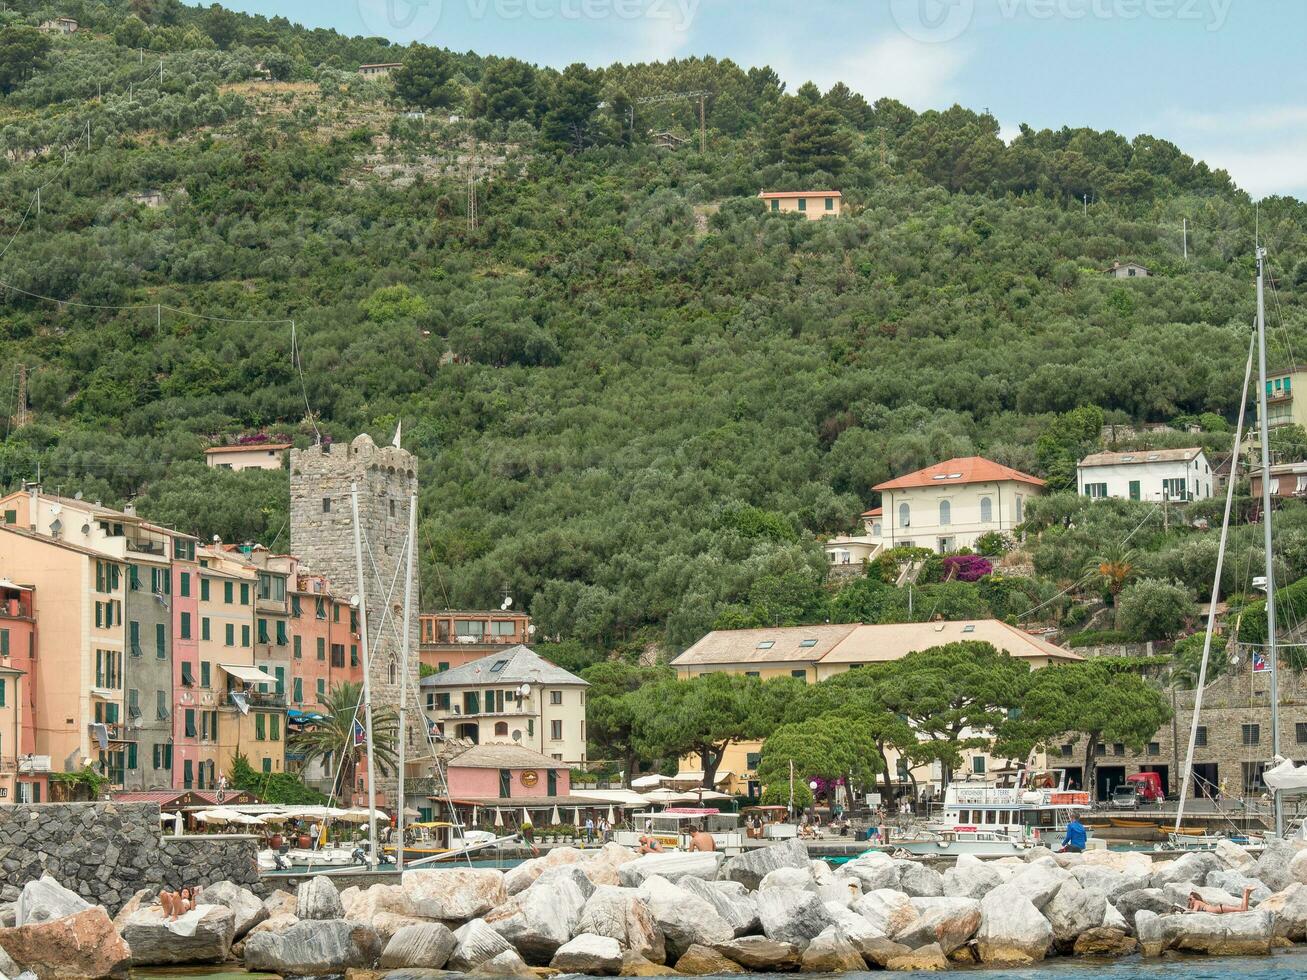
[{"x1": 289, "y1": 433, "x2": 420, "y2": 806}]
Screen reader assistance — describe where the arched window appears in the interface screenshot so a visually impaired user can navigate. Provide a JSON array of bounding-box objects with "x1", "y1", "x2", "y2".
[
  {"x1": 388, "y1": 659, "x2": 397, "y2": 685},
  {"x1": 980, "y1": 497, "x2": 993, "y2": 523},
  {"x1": 494, "y1": 721, "x2": 509, "y2": 737},
  {"x1": 899, "y1": 502, "x2": 911, "y2": 528},
  {"x1": 939, "y1": 501, "x2": 951, "y2": 526}
]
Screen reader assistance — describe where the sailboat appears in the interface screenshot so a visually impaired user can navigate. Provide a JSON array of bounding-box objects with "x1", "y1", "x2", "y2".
[{"x1": 1174, "y1": 246, "x2": 1293, "y2": 845}]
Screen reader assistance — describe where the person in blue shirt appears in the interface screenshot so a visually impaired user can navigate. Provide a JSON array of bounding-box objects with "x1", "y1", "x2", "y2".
[{"x1": 1060, "y1": 816, "x2": 1087, "y2": 853}]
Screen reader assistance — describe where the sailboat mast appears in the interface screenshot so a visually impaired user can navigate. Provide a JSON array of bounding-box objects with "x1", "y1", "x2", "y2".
[
  {"x1": 395, "y1": 492, "x2": 418, "y2": 872},
  {"x1": 1254, "y1": 245, "x2": 1284, "y2": 838},
  {"x1": 351, "y1": 482, "x2": 381, "y2": 868},
  {"x1": 1174, "y1": 331, "x2": 1255, "y2": 831}
]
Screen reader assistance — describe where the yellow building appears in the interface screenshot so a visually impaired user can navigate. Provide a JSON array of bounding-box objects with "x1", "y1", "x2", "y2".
[
  {"x1": 0, "y1": 526, "x2": 127, "y2": 785},
  {"x1": 671, "y1": 620, "x2": 1081, "y2": 798},
  {"x1": 759, "y1": 190, "x2": 842, "y2": 219}
]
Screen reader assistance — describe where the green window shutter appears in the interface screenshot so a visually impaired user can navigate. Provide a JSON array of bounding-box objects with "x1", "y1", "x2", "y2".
[
  {"x1": 156, "y1": 623, "x2": 166, "y2": 658},
  {"x1": 240, "y1": 583, "x2": 249, "y2": 605},
  {"x1": 0, "y1": 679, "x2": 6, "y2": 706},
  {"x1": 316, "y1": 678, "x2": 325, "y2": 699},
  {"x1": 276, "y1": 621, "x2": 287, "y2": 645},
  {"x1": 201, "y1": 579, "x2": 210, "y2": 601},
  {"x1": 224, "y1": 581, "x2": 233, "y2": 604},
  {"x1": 255, "y1": 713, "x2": 265, "y2": 740},
  {"x1": 164, "y1": 743, "x2": 172, "y2": 769},
  {"x1": 201, "y1": 617, "x2": 210, "y2": 641},
  {"x1": 2, "y1": 509, "x2": 14, "y2": 524},
  {"x1": 291, "y1": 595, "x2": 301, "y2": 616},
  {"x1": 180, "y1": 612, "x2": 191, "y2": 640},
  {"x1": 770, "y1": 199, "x2": 779, "y2": 211},
  {"x1": 258, "y1": 619, "x2": 269, "y2": 644},
  {"x1": 201, "y1": 662, "x2": 210, "y2": 687},
  {"x1": 275, "y1": 666, "x2": 285, "y2": 694},
  {"x1": 0, "y1": 629, "x2": 8, "y2": 656},
  {"x1": 316, "y1": 638, "x2": 325, "y2": 661},
  {"x1": 152, "y1": 744, "x2": 160, "y2": 769},
  {"x1": 294, "y1": 677, "x2": 303, "y2": 703},
  {"x1": 225, "y1": 624, "x2": 234, "y2": 646},
  {"x1": 241, "y1": 625, "x2": 250, "y2": 647},
  {"x1": 294, "y1": 635, "x2": 301, "y2": 659},
  {"x1": 262, "y1": 757, "x2": 271, "y2": 773},
  {"x1": 180, "y1": 573, "x2": 190, "y2": 597},
  {"x1": 127, "y1": 743, "x2": 137, "y2": 770},
  {"x1": 270, "y1": 714, "x2": 280, "y2": 741}
]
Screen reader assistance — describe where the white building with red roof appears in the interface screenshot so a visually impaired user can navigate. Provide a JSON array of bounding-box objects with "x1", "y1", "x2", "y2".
[{"x1": 872, "y1": 456, "x2": 1045, "y2": 554}]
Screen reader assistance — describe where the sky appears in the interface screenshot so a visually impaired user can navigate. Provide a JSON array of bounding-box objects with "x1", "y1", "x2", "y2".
[{"x1": 218, "y1": 0, "x2": 1307, "y2": 198}]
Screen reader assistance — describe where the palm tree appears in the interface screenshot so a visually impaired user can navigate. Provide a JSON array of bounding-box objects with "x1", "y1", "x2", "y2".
[
  {"x1": 1083, "y1": 544, "x2": 1139, "y2": 628},
  {"x1": 290, "y1": 681, "x2": 399, "y2": 798}
]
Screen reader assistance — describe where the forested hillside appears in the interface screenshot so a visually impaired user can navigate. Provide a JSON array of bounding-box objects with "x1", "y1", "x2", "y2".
[{"x1": 1, "y1": 0, "x2": 1306, "y2": 663}]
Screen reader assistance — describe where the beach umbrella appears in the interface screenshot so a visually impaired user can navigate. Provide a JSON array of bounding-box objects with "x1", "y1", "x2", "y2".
[
  {"x1": 471, "y1": 806, "x2": 479, "y2": 826},
  {"x1": 494, "y1": 808, "x2": 503, "y2": 828},
  {"x1": 630, "y1": 774, "x2": 667, "y2": 789},
  {"x1": 573, "y1": 807, "x2": 582, "y2": 825},
  {"x1": 607, "y1": 806, "x2": 615, "y2": 823},
  {"x1": 522, "y1": 807, "x2": 529, "y2": 825},
  {"x1": 550, "y1": 805, "x2": 561, "y2": 825}
]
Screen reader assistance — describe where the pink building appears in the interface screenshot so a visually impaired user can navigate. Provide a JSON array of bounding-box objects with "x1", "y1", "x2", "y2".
[
  {"x1": 169, "y1": 535, "x2": 200, "y2": 787},
  {"x1": 445, "y1": 743, "x2": 571, "y2": 801}
]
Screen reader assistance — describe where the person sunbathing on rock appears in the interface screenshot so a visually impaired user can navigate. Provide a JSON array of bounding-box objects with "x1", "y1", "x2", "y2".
[
  {"x1": 1187, "y1": 885, "x2": 1254, "y2": 914},
  {"x1": 638, "y1": 835, "x2": 664, "y2": 855},
  {"x1": 159, "y1": 885, "x2": 201, "y2": 921}
]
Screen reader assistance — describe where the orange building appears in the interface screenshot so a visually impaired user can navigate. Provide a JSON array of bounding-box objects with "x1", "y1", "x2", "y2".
[
  {"x1": 759, "y1": 190, "x2": 842, "y2": 219},
  {"x1": 419, "y1": 610, "x2": 532, "y2": 673}
]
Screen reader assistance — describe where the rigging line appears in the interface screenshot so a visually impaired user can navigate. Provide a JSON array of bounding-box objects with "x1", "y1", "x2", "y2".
[
  {"x1": 0, "y1": 277, "x2": 298, "y2": 325},
  {"x1": 290, "y1": 321, "x2": 321, "y2": 443}
]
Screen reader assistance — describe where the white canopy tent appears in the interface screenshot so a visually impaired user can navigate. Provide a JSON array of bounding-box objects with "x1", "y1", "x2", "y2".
[
  {"x1": 1264, "y1": 757, "x2": 1307, "y2": 793},
  {"x1": 630, "y1": 774, "x2": 670, "y2": 789}
]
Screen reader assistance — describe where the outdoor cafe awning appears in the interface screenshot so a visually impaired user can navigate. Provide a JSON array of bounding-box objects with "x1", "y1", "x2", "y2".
[{"x1": 219, "y1": 663, "x2": 271, "y2": 685}]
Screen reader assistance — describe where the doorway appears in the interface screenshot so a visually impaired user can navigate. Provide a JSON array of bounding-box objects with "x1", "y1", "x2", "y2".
[
  {"x1": 1191, "y1": 763, "x2": 1219, "y2": 799},
  {"x1": 1096, "y1": 766, "x2": 1126, "y2": 801}
]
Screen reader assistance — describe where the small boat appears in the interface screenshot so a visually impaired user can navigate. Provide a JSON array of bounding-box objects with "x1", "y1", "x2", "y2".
[
  {"x1": 1108, "y1": 817, "x2": 1159, "y2": 829},
  {"x1": 382, "y1": 821, "x2": 496, "y2": 863},
  {"x1": 890, "y1": 828, "x2": 1032, "y2": 858},
  {"x1": 928, "y1": 767, "x2": 1092, "y2": 848},
  {"x1": 613, "y1": 808, "x2": 746, "y2": 854}
]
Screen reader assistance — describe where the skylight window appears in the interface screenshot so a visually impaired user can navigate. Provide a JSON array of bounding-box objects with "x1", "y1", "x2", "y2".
[
  {"x1": 799, "y1": 639, "x2": 818, "y2": 648},
  {"x1": 931, "y1": 473, "x2": 964, "y2": 480},
  {"x1": 962, "y1": 625, "x2": 975, "y2": 633},
  {"x1": 490, "y1": 660, "x2": 509, "y2": 673},
  {"x1": 1120, "y1": 456, "x2": 1135, "y2": 462},
  {"x1": 756, "y1": 641, "x2": 775, "y2": 650}
]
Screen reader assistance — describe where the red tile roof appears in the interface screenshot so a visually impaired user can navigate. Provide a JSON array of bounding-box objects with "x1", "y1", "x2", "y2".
[
  {"x1": 204, "y1": 443, "x2": 291, "y2": 454},
  {"x1": 860, "y1": 507, "x2": 883, "y2": 517},
  {"x1": 873, "y1": 456, "x2": 1046, "y2": 492},
  {"x1": 757, "y1": 190, "x2": 842, "y2": 199}
]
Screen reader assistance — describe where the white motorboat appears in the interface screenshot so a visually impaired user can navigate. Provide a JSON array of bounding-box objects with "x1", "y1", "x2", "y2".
[
  {"x1": 890, "y1": 828, "x2": 1033, "y2": 857},
  {"x1": 928, "y1": 767, "x2": 1092, "y2": 848},
  {"x1": 613, "y1": 807, "x2": 745, "y2": 854}
]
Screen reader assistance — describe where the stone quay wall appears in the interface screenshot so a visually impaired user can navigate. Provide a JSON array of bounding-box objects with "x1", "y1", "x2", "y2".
[{"x1": 0, "y1": 802, "x2": 258, "y2": 913}]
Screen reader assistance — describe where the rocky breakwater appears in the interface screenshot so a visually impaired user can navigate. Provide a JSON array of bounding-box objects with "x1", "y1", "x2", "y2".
[{"x1": 7, "y1": 835, "x2": 1307, "y2": 977}]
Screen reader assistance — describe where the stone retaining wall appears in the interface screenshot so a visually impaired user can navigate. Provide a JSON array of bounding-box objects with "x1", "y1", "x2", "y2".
[{"x1": 0, "y1": 802, "x2": 258, "y2": 912}]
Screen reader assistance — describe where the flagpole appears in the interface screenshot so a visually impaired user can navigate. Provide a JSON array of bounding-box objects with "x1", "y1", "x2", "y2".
[
  {"x1": 395, "y1": 491, "x2": 417, "y2": 872},
  {"x1": 351, "y1": 482, "x2": 380, "y2": 869}
]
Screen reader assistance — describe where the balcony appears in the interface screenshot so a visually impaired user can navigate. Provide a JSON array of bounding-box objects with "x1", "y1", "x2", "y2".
[
  {"x1": 0, "y1": 597, "x2": 32, "y2": 620},
  {"x1": 238, "y1": 689, "x2": 287, "y2": 709},
  {"x1": 87, "y1": 722, "x2": 136, "y2": 745},
  {"x1": 125, "y1": 539, "x2": 166, "y2": 557}
]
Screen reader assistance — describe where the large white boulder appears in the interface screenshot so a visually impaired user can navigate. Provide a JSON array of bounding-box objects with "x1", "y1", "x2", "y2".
[
  {"x1": 1045, "y1": 880, "x2": 1106, "y2": 949},
  {"x1": 1214, "y1": 838, "x2": 1256, "y2": 871},
  {"x1": 200, "y1": 880, "x2": 268, "y2": 940},
  {"x1": 484, "y1": 865, "x2": 593, "y2": 963},
  {"x1": 296, "y1": 876, "x2": 345, "y2": 920},
  {"x1": 1206, "y1": 869, "x2": 1271, "y2": 904},
  {"x1": 713, "y1": 935, "x2": 800, "y2": 971},
  {"x1": 403, "y1": 868, "x2": 507, "y2": 921},
  {"x1": 637, "y1": 875, "x2": 733, "y2": 960},
  {"x1": 719, "y1": 838, "x2": 811, "y2": 890},
  {"x1": 754, "y1": 887, "x2": 834, "y2": 948},
  {"x1": 378, "y1": 921, "x2": 457, "y2": 970},
  {"x1": 1253, "y1": 837, "x2": 1302, "y2": 892},
  {"x1": 550, "y1": 933, "x2": 623, "y2": 975},
  {"x1": 243, "y1": 918, "x2": 382, "y2": 975},
  {"x1": 824, "y1": 902, "x2": 887, "y2": 955},
  {"x1": 449, "y1": 918, "x2": 515, "y2": 970},
  {"x1": 618, "y1": 852, "x2": 722, "y2": 888},
  {"x1": 798, "y1": 925, "x2": 865, "y2": 973},
  {"x1": 1136, "y1": 909, "x2": 1273, "y2": 957},
  {"x1": 1259, "y1": 883, "x2": 1307, "y2": 941},
  {"x1": 975, "y1": 888, "x2": 1052, "y2": 965},
  {"x1": 942, "y1": 855, "x2": 1003, "y2": 900},
  {"x1": 585, "y1": 843, "x2": 640, "y2": 887},
  {"x1": 759, "y1": 866, "x2": 813, "y2": 891},
  {"x1": 1150, "y1": 850, "x2": 1222, "y2": 889},
  {"x1": 852, "y1": 888, "x2": 917, "y2": 936},
  {"x1": 120, "y1": 905, "x2": 235, "y2": 965},
  {"x1": 892, "y1": 897, "x2": 980, "y2": 955},
  {"x1": 679, "y1": 877, "x2": 759, "y2": 937},
  {"x1": 1069, "y1": 865, "x2": 1150, "y2": 902},
  {"x1": 1003, "y1": 860, "x2": 1070, "y2": 910},
  {"x1": 574, "y1": 885, "x2": 666, "y2": 963},
  {"x1": 15, "y1": 875, "x2": 90, "y2": 926}
]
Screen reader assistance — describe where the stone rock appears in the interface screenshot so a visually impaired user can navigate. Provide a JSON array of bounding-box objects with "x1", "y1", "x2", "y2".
[
  {"x1": 754, "y1": 887, "x2": 833, "y2": 948},
  {"x1": 472, "y1": 949, "x2": 533, "y2": 977},
  {"x1": 504, "y1": 848, "x2": 588, "y2": 895},
  {"x1": 713, "y1": 936, "x2": 800, "y2": 971},
  {"x1": 264, "y1": 889, "x2": 297, "y2": 918},
  {"x1": 884, "y1": 942, "x2": 949, "y2": 972},
  {"x1": 0, "y1": 939, "x2": 17, "y2": 978},
  {"x1": 814, "y1": 874, "x2": 861, "y2": 908},
  {"x1": 619, "y1": 950, "x2": 679, "y2": 976},
  {"x1": 485, "y1": 866, "x2": 593, "y2": 963},
  {"x1": 1101, "y1": 903, "x2": 1128, "y2": 931},
  {"x1": 575, "y1": 886, "x2": 666, "y2": 964},
  {"x1": 110, "y1": 889, "x2": 154, "y2": 930},
  {"x1": 14, "y1": 876, "x2": 90, "y2": 927},
  {"x1": 718, "y1": 838, "x2": 809, "y2": 890},
  {"x1": 618, "y1": 853, "x2": 721, "y2": 889},
  {"x1": 678, "y1": 878, "x2": 758, "y2": 937},
  {"x1": 942, "y1": 855, "x2": 1003, "y2": 900},
  {"x1": 1214, "y1": 839, "x2": 1256, "y2": 871},
  {"x1": 1161, "y1": 882, "x2": 1242, "y2": 911},
  {"x1": 1045, "y1": 880, "x2": 1107, "y2": 948},
  {"x1": 975, "y1": 888, "x2": 1052, "y2": 966},
  {"x1": 1150, "y1": 850, "x2": 1220, "y2": 889},
  {"x1": 244, "y1": 919, "x2": 383, "y2": 975},
  {"x1": 550, "y1": 934, "x2": 623, "y2": 975},
  {"x1": 853, "y1": 888, "x2": 917, "y2": 937},
  {"x1": 1079, "y1": 849, "x2": 1153, "y2": 874},
  {"x1": 247, "y1": 912, "x2": 300, "y2": 938},
  {"x1": 838, "y1": 854, "x2": 900, "y2": 892},
  {"x1": 859, "y1": 937, "x2": 911, "y2": 969},
  {"x1": 297, "y1": 876, "x2": 346, "y2": 920},
  {"x1": 0, "y1": 906, "x2": 131, "y2": 980},
  {"x1": 1136, "y1": 909, "x2": 1273, "y2": 957},
  {"x1": 1206, "y1": 869, "x2": 1271, "y2": 904},
  {"x1": 404, "y1": 869, "x2": 507, "y2": 922},
  {"x1": 1259, "y1": 883, "x2": 1307, "y2": 941},
  {"x1": 378, "y1": 922, "x2": 457, "y2": 970},
  {"x1": 1115, "y1": 888, "x2": 1175, "y2": 923},
  {"x1": 673, "y1": 944, "x2": 743, "y2": 976},
  {"x1": 758, "y1": 867, "x2": 812, "y2": 891},
  {"x1": 897, "y1": 862, "x2": 944, "y2": 898},
  {"x1": 200, "y1": 880, "x2": 268, "y2": 940},
  {"x1": 344, "y1": 884, "x2": 417, "y2": 923},
  {"x1": 120, "y1": 904, "x2": 234, "y2": 965},
  {"x1": 585, "y1": 844, "x2": 639, "y2": 889},
  {"x1": 637, "y1": 876, "x2": 732, "y2": 961},
  {"x1": 893, "y1": 897, "x2": 980, "y2": 955},
  {"x1": 798, "y1": 925, "x2": 865, "y2": 973},
  {"x1": 1003, "y1": 861, "x2": 1069, "y2": 910},
  {"x1": 1069, "y1": 865, "x2": 1150, "y2": 902},
  {"x1": 1073, "y1": 926, "x2": 1137, "y2": 957},
  {"x1": 449, "y1": 919, "x2": 514, "y2": 971},
  {"x1": 370, "y1": 912, "x2": 433, "y2": 944},
  {"x1": 1289, "y1": 849, "x2": 1307, "y2": 886},
  {"x1": 1253, "y1": 837, "x2": 1300, "y2": 892},
  {"x1": 824, "y1": 904, "x2": 886, "y2": 955}
]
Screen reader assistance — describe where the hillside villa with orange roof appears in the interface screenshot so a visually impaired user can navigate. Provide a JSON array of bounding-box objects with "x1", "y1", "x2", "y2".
[{"x1": 873, "y1": 456, "x2": 1045, "y2": 554}]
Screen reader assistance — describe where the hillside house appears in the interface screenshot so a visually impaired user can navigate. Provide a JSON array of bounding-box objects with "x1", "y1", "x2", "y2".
[
  {"x1": 873, "y1": 457, "x2": 1045, "y2": 554},
  {"x1": 759, "y1": 190, "x2": 842, "y2": 219},
  {"x1": 358, "y1": 63, "x2": 402, "y2": 78},
  {"x1": 204, "y1": 443, "x2": 290, "y2": 472},
  {"x1": 1077, "y1": 448, "x2": 1213, "y2": 502},
  {"x1": 39, "y1": 17, "x2": 78, "y2": 34},
  {"x1": 1258, "y1": 366, "x2": 1307, "y2": 431},
  {"x1": 1105, "y1": 261, "x2": 1149, "y2": 278},
  {"x1": 824, "y1": 507, "x2": 882, "y2": 569}
]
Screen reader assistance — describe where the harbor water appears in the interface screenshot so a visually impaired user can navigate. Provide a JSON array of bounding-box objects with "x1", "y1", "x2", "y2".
[{"x1": 132, "y1": 950, "x2": 1307, "y2": 979}]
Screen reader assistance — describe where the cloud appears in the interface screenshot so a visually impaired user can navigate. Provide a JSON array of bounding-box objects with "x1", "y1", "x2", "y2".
[
  {"x1": 1159, "y1": 104, "x2": 1307, "y2": 198},
  {"x1": 775, "y1": 34, "x2": 968, "y2": 107}
]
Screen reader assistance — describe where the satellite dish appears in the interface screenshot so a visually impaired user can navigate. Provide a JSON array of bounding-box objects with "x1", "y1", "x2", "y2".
[
  {"x1": 48, "y1": 518, "x2": 62, "y2": 535},
  {"x1": 49, "y1": 503, "x2": 62, "y2": 516},
  {"x1": 518, "y1": 683, "x2": 531, "y2": 698},
  {"x1": 512, "y1": 729, "x2": 522, "y2": 742},
  {"x1": 501, "y1": 596, "x2": 513, "y2": 609},
  {"x1": 350, "y1": 595, "x2": 360, "y2": 607},
  {"x1": 527, "y1": 624, "x2": 536, "y2": 635},
  {"x1": 73, "y1": 491, "x2": 83, "y2": 501},
  {"x1": 81, "y1": 523, "x2": 90, "y2": 535},
  {"x1": 213, "y1": 534, "x2": 221, "y2": 542}
]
